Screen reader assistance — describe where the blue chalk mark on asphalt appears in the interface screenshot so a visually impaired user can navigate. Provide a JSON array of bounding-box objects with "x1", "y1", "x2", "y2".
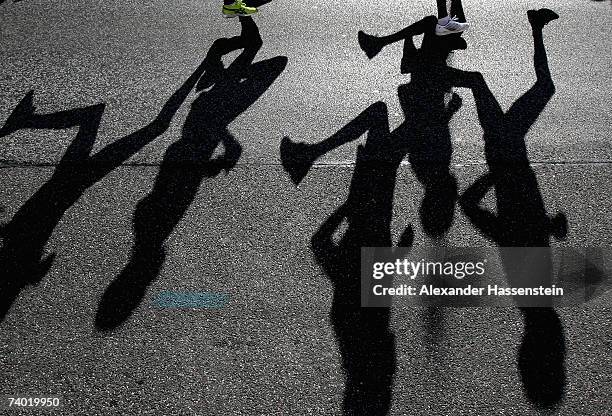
[{"x1": 153, "y1": 291, "x2": 229, "y2": 309}]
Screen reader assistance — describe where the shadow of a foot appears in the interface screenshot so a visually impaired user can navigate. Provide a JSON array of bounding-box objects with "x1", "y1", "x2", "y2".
[{"x1": 280, "y1": 137, "x2": 318, "y2": 185}]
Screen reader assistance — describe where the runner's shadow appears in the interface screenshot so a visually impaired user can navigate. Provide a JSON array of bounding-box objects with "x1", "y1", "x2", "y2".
[
  {"x1": 310, "y1": 137, "x2": 401, "y2": 415},
  {"x1": 458, "y1": 9, "x2": 567, "y2": 409},
  {"x1": 94, "y1": 17, "x2": 287, "y2": 331},
  {"x1": 0, "y1": 54, "x2": 210, "y2": 323},
  {"x1": 282, "y1": 12, "x2": 471, "y2": 415}
]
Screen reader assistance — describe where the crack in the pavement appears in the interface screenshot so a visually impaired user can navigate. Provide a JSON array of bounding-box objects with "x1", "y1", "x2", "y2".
[{"x1": 1, "y1": 160, "x2": 612, "y2": 169}]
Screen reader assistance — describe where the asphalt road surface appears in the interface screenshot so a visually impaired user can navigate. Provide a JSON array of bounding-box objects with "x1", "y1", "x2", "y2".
[{"x1": 1, "y1": 0, "x2": 611, "y2": 415}]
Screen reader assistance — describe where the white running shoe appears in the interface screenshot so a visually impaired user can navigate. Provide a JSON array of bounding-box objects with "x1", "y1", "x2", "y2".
[{"x1": 435, "y1": 16, "x2": 470, "y2": 36}]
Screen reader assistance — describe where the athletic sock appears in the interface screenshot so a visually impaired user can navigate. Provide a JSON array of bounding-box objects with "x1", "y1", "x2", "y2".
[{"x1": 223, "y1": 0, "x2": 234, "y2": 5}]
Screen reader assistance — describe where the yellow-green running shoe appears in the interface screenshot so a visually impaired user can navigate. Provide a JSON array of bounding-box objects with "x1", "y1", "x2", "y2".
[{"x1": 222, "y1": 1, "x2": 258, "y2": 18}]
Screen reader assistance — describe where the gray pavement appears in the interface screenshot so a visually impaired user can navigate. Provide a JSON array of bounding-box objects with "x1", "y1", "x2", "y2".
[{"x1": 1, "y1": 0, "x2": 611, "y2": 415}]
